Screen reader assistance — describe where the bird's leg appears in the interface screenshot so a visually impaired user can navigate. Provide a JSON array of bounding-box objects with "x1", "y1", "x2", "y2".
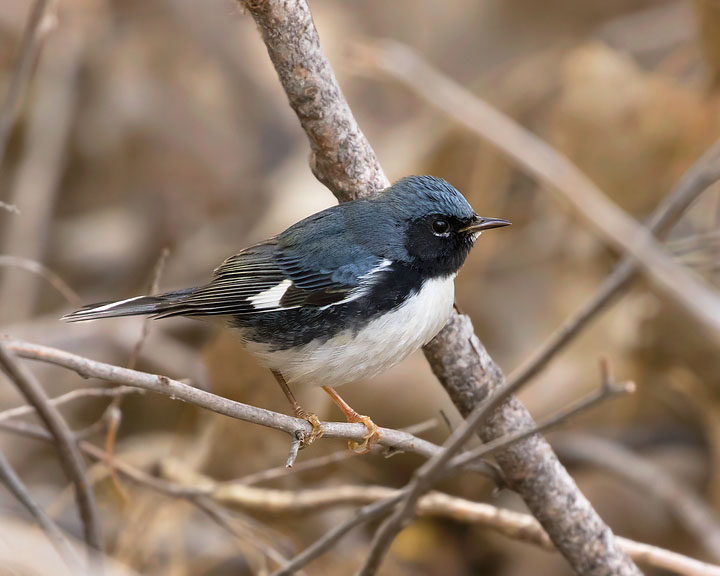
[
  {"x1": 271, "y1": 370, "x2": 323, "y2": 448},
  {"x1": 321, "y1": 386, "x2": 381, "y2": 454}
]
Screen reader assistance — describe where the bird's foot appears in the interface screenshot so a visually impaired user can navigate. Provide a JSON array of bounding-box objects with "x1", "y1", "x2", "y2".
[
  {"x1": 347, "y1": 413, "x2": 381, "y2": 455},
  {"x1": 294, "y1": 407, "x2": 324, "y2": 448}
]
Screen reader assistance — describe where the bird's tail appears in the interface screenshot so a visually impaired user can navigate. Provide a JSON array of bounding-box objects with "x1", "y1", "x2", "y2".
[{"x1": 62, "y1": 288, "x2": 197, "y2": 322}]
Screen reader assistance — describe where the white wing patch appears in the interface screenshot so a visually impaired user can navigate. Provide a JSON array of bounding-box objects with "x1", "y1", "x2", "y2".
[
  {"x1": 248, "y1": 279, "x2": 293, "y2": 310},
  {"x1": 246, "y1": 259, "x2": 393, "y2": 312},
  {"x1": 318, "y1": 259, "x2": 393, "y2": 310}
]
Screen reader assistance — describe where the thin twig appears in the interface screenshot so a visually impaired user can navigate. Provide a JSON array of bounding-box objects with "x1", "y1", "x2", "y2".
[
  {"x1": 0, "y1": 202, "x2": 20, "y2": 214},
  {"x1": 0, "y1": 344, "x2": 103, "y2": 559},
  {"x1": 234, "y1": 418, "x2": 437, "y2": 486},
  {"x1": 0, "y1": 0, "x2": 53, "y2": 171},
  {"x1": 0, "y1": 385, "x2": 143, "y2": 424},
  {"x1": 127, "y1": 247, "x2": 169, "y2": 370},
  {"x1": 0, "y1": 255, "x2": 80, "y2": 305},
  {"x1": 1, "y1": 338, "x2": 498, "y2": 479},
  {"x1": 0, "y1": 451, "x2": 81, "y2": 570}
]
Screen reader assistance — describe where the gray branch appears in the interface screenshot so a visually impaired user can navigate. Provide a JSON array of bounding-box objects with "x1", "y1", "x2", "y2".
[
  {"x1": 242, "y1": 0, "x2": 389, "y2": 201},
  {"x1": 238, "y1": 1, "x2": 641, "y2": 574}
]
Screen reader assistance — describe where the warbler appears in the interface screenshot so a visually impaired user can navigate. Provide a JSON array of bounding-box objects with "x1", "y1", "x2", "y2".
[{"x1": 64, "y1": 176, "x2": 509, "y2": 452}]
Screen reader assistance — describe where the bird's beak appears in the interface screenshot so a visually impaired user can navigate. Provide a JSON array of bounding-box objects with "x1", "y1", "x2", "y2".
[{"x1": 460, "y1": 216, "x2": 512, "y2": 233}]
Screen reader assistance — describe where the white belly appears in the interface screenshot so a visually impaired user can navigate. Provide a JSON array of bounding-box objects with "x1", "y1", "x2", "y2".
[{"x1": 245, "y1": 275, "x2": 455, "y2": 387}]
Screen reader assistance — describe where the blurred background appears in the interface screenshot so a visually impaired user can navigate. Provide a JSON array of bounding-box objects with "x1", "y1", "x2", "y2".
[{"x1": 2, "y1": 0, "x2": 720, "y2": 574}]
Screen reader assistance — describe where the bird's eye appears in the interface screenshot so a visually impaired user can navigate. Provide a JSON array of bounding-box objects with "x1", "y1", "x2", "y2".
[{"x1": 431, "y1": 218, "x2": 450, "y2": 236}]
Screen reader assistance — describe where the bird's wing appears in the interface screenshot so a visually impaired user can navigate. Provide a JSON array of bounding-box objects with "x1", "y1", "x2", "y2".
[{"x1": 163, "y1": 237, "x2": 390, "y2": 317}]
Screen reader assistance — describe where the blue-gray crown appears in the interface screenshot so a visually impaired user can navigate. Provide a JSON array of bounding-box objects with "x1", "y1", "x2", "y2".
[{"x1": 382, "y1": 175, "x2": 475, "y2": 221}]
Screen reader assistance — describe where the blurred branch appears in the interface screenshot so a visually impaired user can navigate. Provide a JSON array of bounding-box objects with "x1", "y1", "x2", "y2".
[
  {"x1": 1, "y1": 337, "x2": 497, "y2": 479},
  {"x1": 241, "y1": 0, "x2": 389, "y2": 200},
  {"x1": 0, "y1": 3, "x2": 87, "y2": 324},
  {"x1": 157, "y1": 464, "x2": 720, "y2": 576},
  {"x1": 238, "y1": 2, "x2": 639, "y2": 574},
  {"x1": 553, "y1": 433, "x2": 720, "y2": 563},
  {"x1": 0, "y1": 419, "x2": 298, "y2": 572},
  {"x1": 0, "y1": 255, "x2": 80, "y2": 306},
  {"x1": 352, "y1": 38, "x2": 720, "y2": 340},
  {"x1": 127, "y1": 247, "x2": 169, "y2": 370},
  {"x1": 0, "y1": 201, "x2": 20, "y2": 214},
  {"x1": 0, "y1": 0, "x2": 53, "y2": 171},
  {"x1": 0, "y1": 343, "x2": 103, "y2": 560},
  {"x1": 510, "y1": 138, "x2": 720, "y2": 389},
  {"x1": 0, "y1": 451, "x2": 81, "y2": 570},
  {"x1": 0, "y1": 385, "x2": 143, "y2": 424}
]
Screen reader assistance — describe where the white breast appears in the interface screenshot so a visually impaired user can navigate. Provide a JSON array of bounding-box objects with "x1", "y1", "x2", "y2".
[{"x1": 245, "y1": 275, "x2": 456, "y2": 388}]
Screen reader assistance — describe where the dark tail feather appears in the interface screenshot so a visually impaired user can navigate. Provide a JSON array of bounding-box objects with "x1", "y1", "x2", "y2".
[{"x1": 62, "y1": 288, "x2": 196, "y2": 322}]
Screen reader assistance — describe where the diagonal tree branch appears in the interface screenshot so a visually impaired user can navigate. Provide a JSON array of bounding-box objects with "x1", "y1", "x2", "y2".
[
  {"x1": 240, "y1": 0, "x2": 388, "y2": 200},
  {"x1": 239, "y1": 1, "x2": 641, "y2": 574}
]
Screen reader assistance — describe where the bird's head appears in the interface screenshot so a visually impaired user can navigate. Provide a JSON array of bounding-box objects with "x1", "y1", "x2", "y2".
[{"x1": 363, "y1": 175, "x2": 510, "y2": 278}]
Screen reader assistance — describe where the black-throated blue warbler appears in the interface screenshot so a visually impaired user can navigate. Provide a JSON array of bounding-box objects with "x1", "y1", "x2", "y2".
[{"x1": 64, "y1": 176, "x2": 509, "y2": 452}]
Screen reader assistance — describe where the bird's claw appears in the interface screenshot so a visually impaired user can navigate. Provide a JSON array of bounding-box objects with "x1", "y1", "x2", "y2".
[
  {"x1": 295, "y1": 408, "x2": 324, "y2": 449},
  {"x1": 348, "y1": 414, "x2": 381, "y2": 454}
]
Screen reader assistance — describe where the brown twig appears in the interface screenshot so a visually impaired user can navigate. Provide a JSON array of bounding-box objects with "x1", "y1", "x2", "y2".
[
  {"x1": 0, "y1": 0, "x2": 53, "y2": 171},
  {"x1": 0, "y1": 255, "x2": 81, "y2": 306},
  {"x1": 352, "y1": 38, "x2": 720, "y2": 340},
  {"x1": 0, "y1": 451, "x2": 81, "y2": 570},
  {"x1": 0, "y1": 201, "x2": 20, "y2": 214},
  {"x1": 240, "y1": 0, "x2": 389, "y2": 200},
  {"x1": 1, "y1": 338, "x2": 498, "y2": 479},
  {"x1": 127, "y1": 247, "x2": 169, "y2": 370},
  {"x1": 0, "y1": 343, "x2": 103, "y2": 559},
  {"x1": 0, "y1": 385, "x2": 143, "y2": 424}
]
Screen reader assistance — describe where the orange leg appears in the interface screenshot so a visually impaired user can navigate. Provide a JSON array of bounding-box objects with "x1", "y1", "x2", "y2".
[
  {"x1": 322, "y1": 386, "x2": 381, "y2": 454},
  {"x1": 272, "y1": 371, "x2": 323, "y2": 447}
]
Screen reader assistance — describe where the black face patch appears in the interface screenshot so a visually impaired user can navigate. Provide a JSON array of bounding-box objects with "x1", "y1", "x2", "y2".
[{"x1": 404, "y1": 215, "x2": 475, "y2": 278}]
